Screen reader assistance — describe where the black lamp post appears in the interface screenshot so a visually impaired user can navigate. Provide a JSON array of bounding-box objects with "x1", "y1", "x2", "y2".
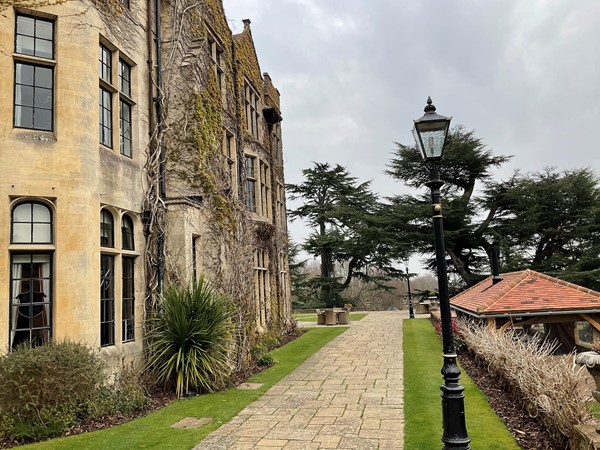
[
  {"x1": 413, "y1": 97, "x2": 471, "y2": 450},
  {"x1": 406, "y1": 266, "x2": 414, "y2": 319}
]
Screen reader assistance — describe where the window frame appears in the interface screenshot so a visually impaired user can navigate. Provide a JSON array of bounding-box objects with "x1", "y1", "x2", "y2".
[
  {"x1": 99, "y1": 42, "x2": 135, "y2": 156},
  {"x1": 9, "y1": 198, "x2": 55, "y2": 351},
  {"x1": 254, "y1": 249, "x2": 269, "y2": 327},
  {"x1": 100, "y1": 253, "x2": 115, "y2": 347},
  {"x1": 206, "y1": 27, "x2": 225, "y2": 96},
  {"x1": 245, "y1": 155, "x2": 257, "y2": 212},
  {"x1": 244, "y1": 80, "x2": 260, "y2": 139},
  {"x1": 259, "y1": 160, "x2": 270, "y2": 218},
  {"x1": 100, "y1": 209, "x2": 114, "y2": 248},
  {"x1": 223, "y1": 130, "x2": 236, "y2": 191},
  {"x1": 276, "y1": 180, "x2": 285, "y2": 228},
  {"x1": 15, "y1": 14, "x2": 54, "y2": 59},
  {"x1": 9, "y1": 252, "x2": 53, "y2": 350},
  {"x1": 99, "y1": 86, "x2": 113, "y2": 148},
  {"x1": 272, "y1": 122, "x2": 282, "y2": 159},
  {"x1": 11, "y1": 201, "x2": 53, "y2": 244},
  {"x1": 13, "y1": 14, "x2": 55, "y2": 132},
  {"x1": 122, "y1": 256, "x2": 135, "y2": 342},
  {"x1": 121, "y1": 214, "x2": 134, "y2": 250},
  {"x1": 118, "y1": 59, "x2": 133, "y2": 157},
  {"x1": 100, "y1": 208, "x2": 138, "y2": 347},
  {"x1": 99, "y1": 43, "x2": 112, "y2": 84}
]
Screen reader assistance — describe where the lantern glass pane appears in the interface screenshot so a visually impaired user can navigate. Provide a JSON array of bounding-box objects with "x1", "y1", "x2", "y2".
[
  {"x1": 419, "y1": 128, "x2": 446, "y2": 159},
  {"x1": 412, "y1": 127, "x2": 425, "y2": 159}
]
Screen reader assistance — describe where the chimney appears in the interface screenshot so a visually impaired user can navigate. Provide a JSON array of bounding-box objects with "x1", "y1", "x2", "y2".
[
  {"x1": 490, "y1": 246, "x2": 502, "y2": 285},
  {"x1": 242, "y1": 19, "x2": 251, "y2": 30}
]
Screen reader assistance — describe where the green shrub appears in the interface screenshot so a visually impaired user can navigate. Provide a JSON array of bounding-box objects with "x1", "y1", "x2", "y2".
[
  {"x1": 250, "y1": 342, "x2": 276, "y2": 367},
  {"x1": 86, "y1": 365, "x2": 149, "y2": 419},
  {"x1": 250, "y1": 330, "x2": 282, "y2": 368},
  {"x1": 0, "y1": 341, "x2": 105, "y2": 441},
  {"x1": 146, "y1": 276, "x2": 235, "y2": 397},
  {"x1": 257, "y1": 353, "x2": 276, "y2": 367}
]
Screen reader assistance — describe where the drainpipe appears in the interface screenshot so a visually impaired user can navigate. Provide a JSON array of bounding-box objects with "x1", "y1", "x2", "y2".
[{"x1": 154, "y1": 0, "x2": 165, "y2": 294}]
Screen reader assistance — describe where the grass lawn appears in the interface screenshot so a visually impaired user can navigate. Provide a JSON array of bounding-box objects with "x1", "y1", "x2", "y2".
[
  {"x1": 22, "y1": 327, "x2": 347, "y2": 450},
  {"x1": 404, "y1": 319, "x2": 520, "y2": 450},
  {"x1": 294, "y1": 312, "x2": 368, "y2": 323}
]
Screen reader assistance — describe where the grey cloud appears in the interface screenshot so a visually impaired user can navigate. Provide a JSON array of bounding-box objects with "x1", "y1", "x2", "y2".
[{"x1": 223, "y1": 0, "x2": 600, "y2": 249}]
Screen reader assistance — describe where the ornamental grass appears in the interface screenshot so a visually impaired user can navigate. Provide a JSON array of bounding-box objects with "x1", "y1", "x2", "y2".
[{"x1": 459, "y1": 320, "x2": 592, "y2": 448}]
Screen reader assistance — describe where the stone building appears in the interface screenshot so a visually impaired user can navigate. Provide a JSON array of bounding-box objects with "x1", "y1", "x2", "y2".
[{"x1": 0, "y1": 0, "x2": 290, "y2": 365}]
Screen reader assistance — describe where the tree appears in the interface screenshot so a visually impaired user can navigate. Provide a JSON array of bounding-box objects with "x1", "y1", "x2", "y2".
[
  {"x1": 287, "y1": 163, "x2": 402, "y2": 307},
  {"x1": 389, "y1": 125, "x2": 600, "y2": 291},
  {"x1": 489, "y1": 167, "x2": 600, "y2": 289},
  {"x1": 287, "y1": 241, "x2": 319, "y2": 309},
  {"x1": 387, "y1": 126, "x2": 511, "y2": 286}
]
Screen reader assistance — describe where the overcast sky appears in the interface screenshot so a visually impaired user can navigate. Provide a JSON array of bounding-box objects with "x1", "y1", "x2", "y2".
[{"x1": 222, "y1": 0, "x2": 600, "y2": 270}]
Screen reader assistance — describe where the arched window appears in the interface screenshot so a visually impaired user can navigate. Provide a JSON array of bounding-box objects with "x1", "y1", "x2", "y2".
[
  {"x1": 100, "y1": 209, "x2": 114, "y2": 247},
  {"x1": 10, "y1": 200, "x2": 53, "y2": 349},
  {"x1": 121, "y1": 215, "x2": 134, "y2": 250},
  {"x1": 11, "y1": 202, "x2": 52, "y2": 243}
]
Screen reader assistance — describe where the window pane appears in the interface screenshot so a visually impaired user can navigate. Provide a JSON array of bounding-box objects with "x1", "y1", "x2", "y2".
[
  {"x1": 36, "y1": 20, "x2": 53, "y2": 40},
  {"x1": 12, "y1": 223, "x2": 31, "y2": 243},
  {"x1": 34, "y1": 87, "x2": 52, "y2": 109},
  {"x1": 120, "y1": 100, "x2": 131, "y2": 119},
  {"x1": 102, "y1": 127, "x2": 112, "y2": 147},
  {"x1": 14, "y1": 106, "x2": 34, "y2": 128},
  {"x1": 122, "y1": 140, "x2": 131, "y2": 158},
  {"x1": 100, "y1": 254, "x2": 115, "y2": 347},
  {"x1": 104, "y1": 302, "x2": 115, "y2": 321},
  {"x1": 16, "y1": 35, "x2": 35, "y2": 55},
  {"x1": 35, "y1": 66, "x2": 53, "y2": 88},
  {"x1": 32, "y1": 203, "x2": 50, "y2": 221},
  {"x1": 99, "y1": 45, "x2": 112, "y2": 83},
  {"x1": 101, "y1": 210, "x2": 114, "y2": 247},
  {"x1": 34, "y1": 109, "x2": 52, "y2": 131},
  {"x1": 16, "y1": 16, "x2": 35, "y2": 36},
  {"x1": 119, "y1": 61, "x2": 131, "y2": 96},
  {"x1": 15, "y1": 64, "x2": 34, "y2": 84},
  {"x1": 120, "y1": 100, "x2": 132, "y2": 157},
  {"x1": 13, "y1": 203, "x2": 32, "y2": 221},
  {"x1": 122, "y1": 217, "x2": 134, "y2": 249},
  {"x1": 103, "y1": 107, "x2": 111, "y2": 126},
  {"x1": 15, "y1": 85, "x2": 34, "y2": 107},
  {"x1": 36, "y1": 39, "x2": 52, "y2": 59},
  {"x1": 32, "y1": 223, "x2": 51, "y2": 243}
]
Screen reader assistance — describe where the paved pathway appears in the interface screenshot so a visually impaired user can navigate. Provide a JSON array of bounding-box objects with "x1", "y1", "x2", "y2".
[{"x1": 194, "y1": 311, "x2": 405, "y2": 449}]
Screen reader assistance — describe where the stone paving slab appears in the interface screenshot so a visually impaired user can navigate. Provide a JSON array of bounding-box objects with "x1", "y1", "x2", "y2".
[{"x1": 194, "y1": 311, "x2": 405, "y2": 449}]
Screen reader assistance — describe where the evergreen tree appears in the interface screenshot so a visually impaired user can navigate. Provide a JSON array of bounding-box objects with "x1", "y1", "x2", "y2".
[
  {"x1": 287, "y1": 163, "x2": 402, "y2": 306},
  {"x1": 490, "y1": 167, "x2": 600, "y2": 289},
  {"x1": 387, "y1": 126, "x2": 511, "y2": 286}
]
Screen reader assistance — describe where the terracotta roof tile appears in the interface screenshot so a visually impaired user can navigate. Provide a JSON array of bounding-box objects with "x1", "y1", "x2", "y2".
[{"x1": 451, "y1": 269, "x2": 600, "y2": 316}]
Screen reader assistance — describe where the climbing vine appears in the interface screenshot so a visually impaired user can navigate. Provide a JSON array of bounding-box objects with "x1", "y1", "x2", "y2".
[{"x1": 2, "y1": 0, "x2": 291, "y2": 373}]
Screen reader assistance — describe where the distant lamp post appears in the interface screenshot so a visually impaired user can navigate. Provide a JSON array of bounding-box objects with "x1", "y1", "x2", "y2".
[
  {"x1": 406, "y1": 266, "x2": 414, "y2": 319},
  {"x1": 413, "y1": 97, "x2": 471, "y2": 450}
]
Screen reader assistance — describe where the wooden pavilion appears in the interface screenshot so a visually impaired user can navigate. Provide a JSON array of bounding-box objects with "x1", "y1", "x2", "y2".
[{"x1": 450, "y1": 269, "x2": 600, "y2": 352}]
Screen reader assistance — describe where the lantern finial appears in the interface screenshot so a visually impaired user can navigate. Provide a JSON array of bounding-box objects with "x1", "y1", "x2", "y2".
[{"x1": 424, "y1": 97, "x2": 436, "y2": 113}]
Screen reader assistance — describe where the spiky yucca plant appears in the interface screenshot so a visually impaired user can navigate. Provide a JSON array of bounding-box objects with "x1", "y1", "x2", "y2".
[{"x1": 146, "y1": 277, "x2": 235, "y2": 397}]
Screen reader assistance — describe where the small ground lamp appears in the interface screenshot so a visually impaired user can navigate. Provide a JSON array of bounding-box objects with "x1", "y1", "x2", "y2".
[{"x1": 413, "y1": 97, "x2": 471, "y2": 450}]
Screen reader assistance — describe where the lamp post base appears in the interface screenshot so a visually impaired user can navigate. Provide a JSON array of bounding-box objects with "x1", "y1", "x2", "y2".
[{"x1": 441, "y1": 355, "x2": 471, "y2": 450}]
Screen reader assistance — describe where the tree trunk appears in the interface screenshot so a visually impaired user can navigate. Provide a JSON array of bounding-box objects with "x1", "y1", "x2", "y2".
[{"x1": 319, "y1": 221, "x2": 334, "y2": 306}]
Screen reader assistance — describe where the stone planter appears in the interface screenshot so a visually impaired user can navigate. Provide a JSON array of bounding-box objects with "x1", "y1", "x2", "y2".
[{"x1": 576, "y1": 351, "x2": 600, "y2": 402}]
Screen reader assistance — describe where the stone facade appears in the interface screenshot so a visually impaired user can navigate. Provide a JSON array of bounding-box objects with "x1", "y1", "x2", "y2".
[{"x1": 0, "y1": 0, "x2": 290, "y2": 364}]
